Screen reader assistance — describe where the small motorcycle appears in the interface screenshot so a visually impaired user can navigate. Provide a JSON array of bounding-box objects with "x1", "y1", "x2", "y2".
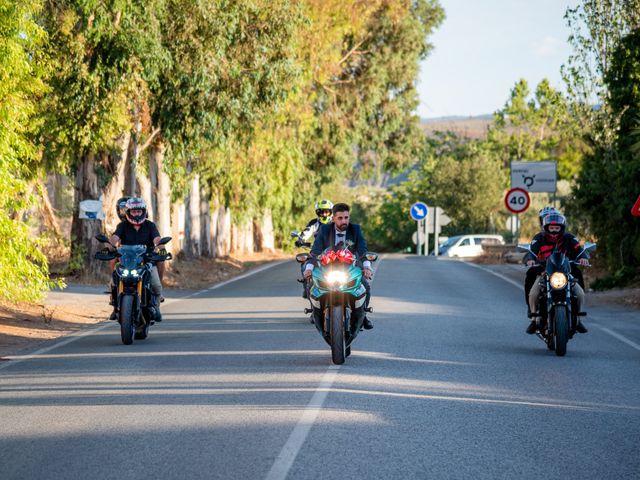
[
  {"x1": 95, "y1": 234, "x2": 172, "y2": 345},
  {"x1": 296, "y1": 243, "x2": 377, "y2": 365},
  {"x1": 518, "y1": 242, "x2": 596, "y2": 356}
]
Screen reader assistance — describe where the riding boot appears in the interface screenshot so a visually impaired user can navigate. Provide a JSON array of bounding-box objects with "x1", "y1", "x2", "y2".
[
  {"x1": 150, "y1": 294, "x2": 163, "y2": 322},
  {"x1": 109, "y1": 286, "x2": 118, "y2": 320}
]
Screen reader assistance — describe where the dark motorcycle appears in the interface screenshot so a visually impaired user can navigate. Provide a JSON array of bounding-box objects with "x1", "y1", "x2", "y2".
[
  {"x1": 291, "y1": 230, "x2": 314, "y2": 304},
  {"x1": 296, "y1": 243, "x2": 377, "y2": 365},
  {"x1": 95, "y1": 234, "x2": 172, "y2": 345},
  {"x1": 518, "y1": 242, "x2": 595, "y2": 356}
]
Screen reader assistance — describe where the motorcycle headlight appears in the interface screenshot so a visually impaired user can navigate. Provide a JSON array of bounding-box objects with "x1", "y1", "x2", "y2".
[
  {"x1": 549, "y1": 272, "x2": 568, "y2": 289},
  {"x1": 326, "y1": 270, "x2": 348, "y2": 285},
  {"x1": 130, "y1": 269, "x2": 138, "y2": 277},
  {"x1": 122, "y1": 269, "x2": 130, "y2": 277}
]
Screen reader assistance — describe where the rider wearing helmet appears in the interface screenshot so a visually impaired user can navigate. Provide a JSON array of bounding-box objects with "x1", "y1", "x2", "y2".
[
  {"x1": 108, "y1": 198, "x2": 164, "y2": 322},
  {"x1": 116, "y1": 196, "x2": 132, "y2": 222},
  {"x1": 523, "y1": 206, "x2": 561, "y2": 308},
  {"x1": 523, "y1": 212, "x2": 589, "y2": 335},
  {"x1": 297, "y1": 200, "x2": 333, "y2": 299},
  {"x1": 297, "y1": 200, "x2": 334, "y2": 246}
]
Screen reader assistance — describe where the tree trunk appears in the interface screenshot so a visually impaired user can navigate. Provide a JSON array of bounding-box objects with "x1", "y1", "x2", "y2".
[
  {"x1": 70, "y1": 153, "x2": 106, "y2": 277},
  {"x1": 214, "y1": 203, "x2": 231, "y2": 257},
  {"x1": 36, "y1": 179, "x2": 61, "y2": 236},
  {"x1": 184, "y1": 173, "x2": 201, "y2": 256},
  {"x1": 261, "y1": 209, "x2": 275, "y2": 252},
  {"x1": 136, "y1": 170, "x2": 153, "y2": 221},
  {"x1": 149, "y1": 141, "x2": 172, "y2": 237},
  {"x1": 200, "y1": 188, "x2": 213, "y2": 257},
  {"x1": 232, "y1": 219, "x2": 254, "y2": 254},
  {"x1": 102, "y1": 132, "x2": 130, "y2": 233},
  {"x1": 128, "y1": 109, "x2": 142, "y2": 197},
  {"x1": 171, "y1": 200, "x2": 185, "y2": 256}
]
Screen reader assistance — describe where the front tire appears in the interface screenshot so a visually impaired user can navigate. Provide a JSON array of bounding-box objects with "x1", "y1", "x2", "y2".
[
  {"x1": 554, "y1": 306, "x2": 569, "y2": 357},
  {"x1": 330, "y1": 305, "x2": 345, "y2": 365},
  {"x1": 119, "y1": 295, "x2": 135, "y2": 345}
]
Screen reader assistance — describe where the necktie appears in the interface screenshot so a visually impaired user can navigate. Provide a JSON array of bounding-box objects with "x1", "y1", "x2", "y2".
[{"x1": 336, "y1": 232, "x2": 345, "y2": 245}]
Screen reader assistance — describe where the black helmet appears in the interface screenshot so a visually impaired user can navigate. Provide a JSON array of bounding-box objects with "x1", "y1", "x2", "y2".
[
  {"x1": 116, "y1": 196, "x2": 131, "y2": 221},
  {"x1": 124, "y1": 197, "x2": 147, "y2": 225},
  {"x1": 542, "y1": 213, "x2": 566, "y2": 242}
]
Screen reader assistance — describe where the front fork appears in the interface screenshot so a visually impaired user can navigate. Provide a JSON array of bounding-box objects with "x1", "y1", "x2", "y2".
[{"x1": 545, "y1": 285, "x2": 573, "y2": 335}]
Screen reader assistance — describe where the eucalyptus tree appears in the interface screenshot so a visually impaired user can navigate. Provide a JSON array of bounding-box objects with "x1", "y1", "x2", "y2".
[
  {"x1": 0, "y1": 0, "x2": 59, "y2": 301},
  {"x1": 39, "y1": 0, "x2": 169, "y2": 274},
  {"x1": 151, "y1": 0, "x2": 304, "y2": 254}
]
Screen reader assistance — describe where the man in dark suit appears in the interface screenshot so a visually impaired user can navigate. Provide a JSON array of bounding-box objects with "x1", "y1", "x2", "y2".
[{"x1": 303, "y1": 203, "x2": 374, "y2": 329}]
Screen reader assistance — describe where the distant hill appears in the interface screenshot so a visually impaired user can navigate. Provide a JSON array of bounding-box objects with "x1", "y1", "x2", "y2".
[{"x1": 420, "y1": 114, "x2": 493, "y2": 139}]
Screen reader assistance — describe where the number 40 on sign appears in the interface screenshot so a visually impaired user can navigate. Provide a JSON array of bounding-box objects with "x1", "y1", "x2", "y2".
[{"x1": 505, "y1": 187, "x2": 530, "y2": 214}]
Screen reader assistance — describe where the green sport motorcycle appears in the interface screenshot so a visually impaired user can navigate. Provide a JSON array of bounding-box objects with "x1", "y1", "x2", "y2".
[{"x1": 296, "y1": 245, "x2": 377, "y2": 365}]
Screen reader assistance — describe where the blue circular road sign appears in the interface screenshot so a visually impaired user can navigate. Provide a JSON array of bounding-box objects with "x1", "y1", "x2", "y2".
[{"x1": 410, "y1": 202, "x2": 428, "y2": 221}]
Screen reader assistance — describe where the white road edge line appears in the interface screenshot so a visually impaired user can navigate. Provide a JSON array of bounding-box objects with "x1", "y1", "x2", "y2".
[
  {"x1": 462, "y1": 260, "x2": 522, "y2": 289},
  {"x1": 207, "y1": 261, "x2": 287, "y2": 292},
  {"x1": 264, "y1": 366, "x2": 340, "y2": 480},
  {"x1": 599, "y1": 327, "x2": 640, "y2": 352},
  {"x1": 464, "y1": 261, "x2": 640, "y2": 353},
  {"x1": 0, "y1": 260, "x2": 287, "y2": 370}
]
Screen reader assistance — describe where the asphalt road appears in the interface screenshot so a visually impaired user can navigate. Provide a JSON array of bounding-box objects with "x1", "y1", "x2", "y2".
[{"x1": 1, "y1": 255, "x2": 638, "y2": 480}]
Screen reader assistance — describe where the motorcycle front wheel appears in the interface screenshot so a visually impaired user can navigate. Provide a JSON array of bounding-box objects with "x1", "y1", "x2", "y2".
[
  {"x1": 554, "y1": 306, "x2": 569, "y2": 357},
  {"x1": 119, "y1": 295, "x2": 135, "y2": 345},
  {"x1": 329, "y1": 305, "x2": 345, "y2": 365}
]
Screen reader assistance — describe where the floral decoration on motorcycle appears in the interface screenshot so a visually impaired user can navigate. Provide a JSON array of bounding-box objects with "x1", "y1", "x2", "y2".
[{"x1": 320, "y1": 248, "x2": 355, "y2": 265}]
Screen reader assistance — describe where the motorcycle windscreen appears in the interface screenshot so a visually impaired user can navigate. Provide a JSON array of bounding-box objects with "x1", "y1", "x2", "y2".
[
  {"x1": 546, "y1": 251, "x2": 570, "y2": 275},
  {"x1": 118, "y1": 244, "x2": 147, "y2": 269}
]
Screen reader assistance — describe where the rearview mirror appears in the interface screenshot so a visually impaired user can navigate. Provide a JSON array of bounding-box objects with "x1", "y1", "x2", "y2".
[
  {"x1": 365, "y1": 252, "x2": 378, "y2": 262},
  {"x1": 584, "y1": 242, "x2": 597, "y2": 252},
  {"x1": 295, "y1": 253, "x2": 310, "y2": 264},
  {"x1": 95, "y1": 234, "x2": 109, "y2": 243},
  {"x1": 290, "y1": 231, "x2": 300, "y2": 238},
  {"x1": 158, "y1": 236, "x2": 172, "y2": 245}
]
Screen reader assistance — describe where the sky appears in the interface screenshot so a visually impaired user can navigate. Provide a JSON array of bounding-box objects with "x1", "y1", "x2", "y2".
[{"x1": 417, "y1": 0, "x2": 580, "y2": 119}]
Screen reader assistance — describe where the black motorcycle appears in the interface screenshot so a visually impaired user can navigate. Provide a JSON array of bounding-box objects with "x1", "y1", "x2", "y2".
[
  {"x1": 518, "y1": 242, "x2": 595, "y2": 356},
  {"x1": 95, "y1": 234, "x2": 172, "y2": 345},
  {"x1": 296, "y1": 244, "x2": 377, "y2": 364}
]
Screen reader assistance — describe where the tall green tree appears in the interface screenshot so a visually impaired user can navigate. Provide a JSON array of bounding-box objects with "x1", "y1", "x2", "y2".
[
  {"x1": 0, "y1": 0, "x2": 58, "y2": 301},
  {"x1": 575, "y1": 28, "x2": 640, "y2": 277},
  {"x1": 488, "y1": 78, "x2": 586, "y2": 180}
]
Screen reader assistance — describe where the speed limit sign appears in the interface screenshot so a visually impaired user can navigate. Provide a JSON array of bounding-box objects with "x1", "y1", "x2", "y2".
[{"x1": 505, "y1": 187, "x2": 530, "y2": 214}]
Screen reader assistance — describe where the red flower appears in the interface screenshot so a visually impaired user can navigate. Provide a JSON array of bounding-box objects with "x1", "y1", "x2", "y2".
[{"x1": 320, "y1": 250, "x2": 337, "y2": 265}]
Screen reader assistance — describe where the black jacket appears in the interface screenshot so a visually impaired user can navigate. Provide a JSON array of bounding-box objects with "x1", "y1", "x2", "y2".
[
  {"x1": 309, "y1": 222, "x2": 368, "y2": 266},
  {"x1": 524, "y1": 231, "x2": 587, "y2": 263}
]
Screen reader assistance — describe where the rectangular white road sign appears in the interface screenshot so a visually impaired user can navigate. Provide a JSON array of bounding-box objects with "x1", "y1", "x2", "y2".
[{"x1": 510, "y1": 161, "x2": 557, "y2": 193}]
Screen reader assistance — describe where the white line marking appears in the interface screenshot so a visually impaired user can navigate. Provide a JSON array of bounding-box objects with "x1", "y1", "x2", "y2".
[
  {"x1": 265, "y1": 366, "x2": 340, "y2": 480},
  {"x1": 465, "y1": 261, "x2": 640, "y2": 353},
  {"x1": 264, "y1": 256, "x2": 385, "y2": 479},
  {"x1": 0, "y1": 323, "x2": 113, "y2": 371},
  {"x1": 207, "y1": 261, "x2": 287, "y2": 292},
  {"x1": 463, "y1": 261, "x2": 522, "y2": 289},
  {"x1": 599, "y1": 327, "x2": 640, "y2": 352},
  {"x1": 0, "y1": 261, "x2": 286, "y2": 370}
]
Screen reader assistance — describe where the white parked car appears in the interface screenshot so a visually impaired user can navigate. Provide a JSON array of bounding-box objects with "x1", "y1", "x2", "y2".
[{"x1": 436, "y1": 234, "x2": 505, "y2": 258}]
